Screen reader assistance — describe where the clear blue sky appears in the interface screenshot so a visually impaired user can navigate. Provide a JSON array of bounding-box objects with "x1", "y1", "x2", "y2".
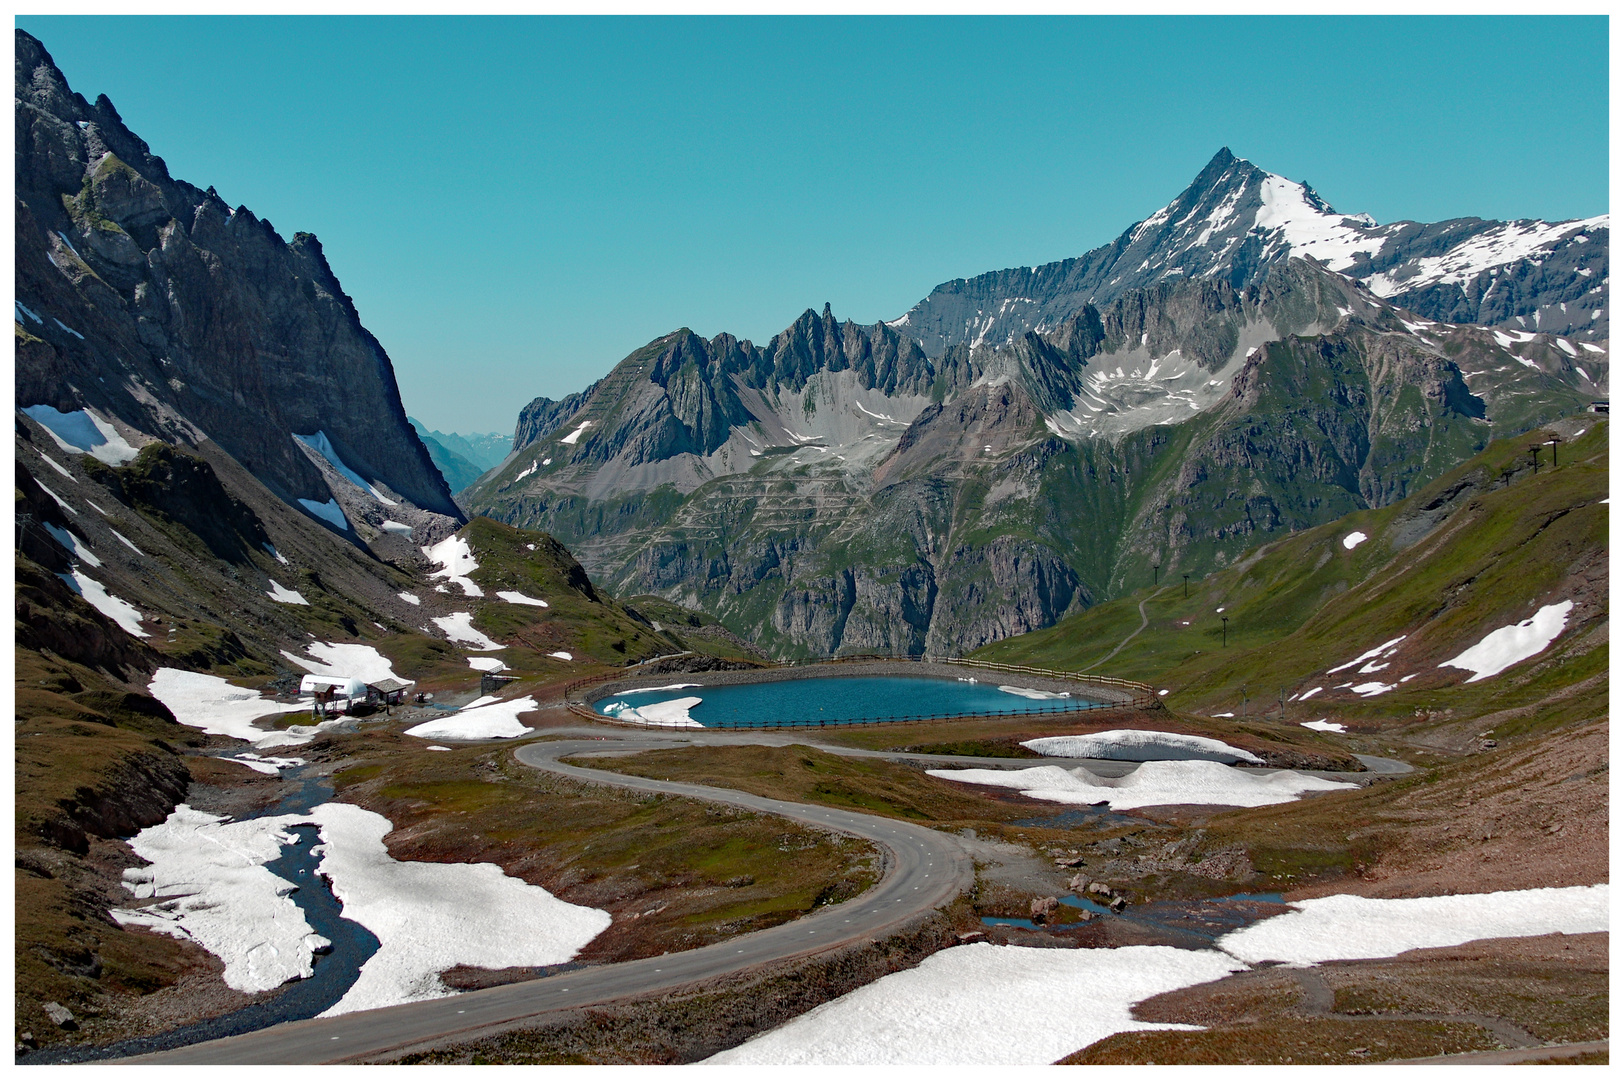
[{"x1": 19, "y1": 16, "x2": 1609, "y2": 436}]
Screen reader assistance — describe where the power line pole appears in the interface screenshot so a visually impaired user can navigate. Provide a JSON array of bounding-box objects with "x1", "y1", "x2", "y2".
[
  {"x1": 1153, "y1": 563, "x2": 1160, "y2": 586},
  {"x1": 1221, "y1": 616, "x2": 1229, "y2": 647},
  {"x1": 1183, "y1": 573, "x2": 1190, "y2": 599},
  {"x1": 1549, "y1": 432, "x2": 1563, "y2": 468}
]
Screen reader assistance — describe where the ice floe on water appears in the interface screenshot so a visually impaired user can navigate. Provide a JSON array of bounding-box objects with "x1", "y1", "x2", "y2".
[
  {"x1": 422, "y1": 534, "x2": 482, "y2": 597},
  {"x1": 1023, "y1": 730, "x2": 1262, "y2": 764},
  {"x1": 928, "y1": 761, "x2": 1355, "y2": 810},
  {"x1": 467, "y1": 656, "x2": 508, "y2": 672},
  {"x1": 266, "y1": 579, "x2": 309, "y2": 605},
  {"x1": 108, "y1": 806, "x2": 329, "y2": 994},
  {"x1": 283, "y1": 642, "x2": 403, "y2": 684},
  {"x1": 1218, "y1": 884, "x2": 1610, "y2": 966},
  {"x1": 1300, "y1": 719, "x2": 1346, "y2": 733},
  {"x1": 57, "y1": 569, "x2": 147, "y2": 637},
  {"x1": 432, "y1": 612, "x2": 504, "y2": 650},
  {"x1": 308, "y1": 802, "x2": 610, "y2": 1015},
  {"x1": 1440, "y1": 600, "x2": 1573, "y2": 682},
  {"x1": 496, "y1": 589, "x2": 549, "y2": 607},
  {"x1": 21, "y1": 404, "x2": 141, "y2": 464},
  {"x1": 600, "y1": 696, "x2": 705, "y2": 728},
  {"x1": 706, "y1": 942, "x2": 1243, "y2": 1065},
  {"x1": 1342, "y1": 530, "x2": 1368, "y2": 550},
  {"x1": 997, "y1": 684, "x2": 1071, "y2": 701},
  {"x1": 403, "y1": 696, "x2": 536, "y2": 740}
]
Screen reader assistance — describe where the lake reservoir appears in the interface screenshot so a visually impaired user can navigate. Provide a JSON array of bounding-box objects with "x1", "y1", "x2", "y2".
[{"x1": 593, "y1": 674, "x2": 1099, "y2": 728}]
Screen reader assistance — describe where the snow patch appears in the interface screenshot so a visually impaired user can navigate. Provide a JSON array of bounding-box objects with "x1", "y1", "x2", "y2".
[
  {"x1": 398, "y1": 591, "x2": 421, "y2": 605},
  {"x1": 265, "y1": 579, "x2": 309, "y2": 605},
  {"x1": 467, "y1": 656, "x2": 509, "y2": 673},
  {"x1": 1300, "y1": 719, "x2": 1346, "y2": 733},
  {"x1": 110, "y1": 529, "x2": 145, "y2": 556},
  {"x1": 1023, "y1": 730, "x2": 1262, "y2": 764},
  {"x1": 262, "y1": 542, "x2": 288, "y2": 565},
  {"x1": 36, "y1": 480, "x2": 77, "y2": 515},
  {"x1": 109, "y1": 806, "x2": 329, "y2": 994},
  {"x1": 559, "y1": 421, "x2": 593, "y2": 445},
  {"x1": 402, "y1": 696, "x2": 536, "y2": 740},
  {"x1": 495, "y1": 590, "x2": 548, "y2": 607},
  {"x1": 309, "y1": 802, "x2": 609, "y2": 1016},
  {"x1": 421, "y1": 534, "x2": 482, "y2": 597},
  {"x1": 57, "y1": 569, "x2": 146, "y2": 636},
  {"x1": 432, "y1": 612, "x2": 504, "y2": 651},
  {"x1": 1440, "y1": 601, "x2": 1573, "y2": 682},
  {"x1": 149, "y1": 668, "x2": 316, "y2": 748},
  {"x1": 706, "y1": 942, "x2": 1243, "y2": 1065},
  {"x1": 297, "y1": 498, "x2": 349, "y2": 531},
  {"x1": 380, "y1": 520, "x2": 414, "y2": 536},
  {"x1": 1326, "y1": 636, "x2": 1407, "y2": 674},
  {"x1": 1297, "y1": 687, "x2": 1323, "y2": 701},
  {"x1": 43, "y1": 521, "x2": 101, "y2": 567},
  {"x1": 548, "y1": 651, "x2": 573, "y2": 661},
  {"x1": 1342, "y1": 531, "x2": 1368, "y2": 550},
  {"x1": 284, "y1": 642, "x2": 403, "y2": 685},
  {"x1": 929, "y1": 760, "x2": 1354, "y2": 810},
  {"x1": 1218, "y1": 884, "x2": 1610, "y2": 967},
  {"x1": 21, "y1": 405, "x2": 140, "y2": 464},
  {"x1": 294, "y1": 431, "x2": 397, "y2": 505},
  {"x1": 36, "y1": 450, "x2": 75, "y2": 481}
]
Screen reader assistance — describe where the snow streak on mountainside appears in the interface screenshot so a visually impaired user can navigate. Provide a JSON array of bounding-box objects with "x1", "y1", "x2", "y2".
[{"x1": 893, "y1": 149, "x2": 1607, "y2": 356}]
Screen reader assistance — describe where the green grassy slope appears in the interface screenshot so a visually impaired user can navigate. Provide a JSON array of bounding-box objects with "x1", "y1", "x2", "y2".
[{"x1": 977, "y1": 421, "x2": 1608, "y2": 741}]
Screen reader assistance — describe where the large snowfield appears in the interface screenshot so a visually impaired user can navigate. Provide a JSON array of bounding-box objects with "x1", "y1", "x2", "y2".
[
  {"x1": 109, "y1": 803, "x2": 609, "y2": 1015},
  {"x1": 148, "y1": 668, "x2": 315, "y2": 748},
  {"x1": 709, "y1": 882, "x2": 1610, "y2": 1065},
  {"x1": 108, "y1": 806, "x2": 328, "y2": 994},
  {"x1": 1023, "y1": 729, "x2": 1262, "y2": 763},
  {"x1": 1218, "y1": 883, "x2": 1610, "y2": 965},
  {"x1": 928, "y1": 760, "x2": 1355, "y2": 809},
  {"x1": 708, "y1": 943, "x2": 1245, "y2": 1065},
  {"x1": 308, "y1": 803, "x2": 610, "y2": 1016}
]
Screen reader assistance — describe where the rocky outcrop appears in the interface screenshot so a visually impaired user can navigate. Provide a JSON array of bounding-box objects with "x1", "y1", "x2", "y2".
[{"x1": 13, "y1": 30, "x2": 460, "y2": 521}]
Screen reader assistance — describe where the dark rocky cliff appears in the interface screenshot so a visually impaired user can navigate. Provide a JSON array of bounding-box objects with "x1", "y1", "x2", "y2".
[{"x1": 13, "y1": 30, "x2": 460, "y2": 521}]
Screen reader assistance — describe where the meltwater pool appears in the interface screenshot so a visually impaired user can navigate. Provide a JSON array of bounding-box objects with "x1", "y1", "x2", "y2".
[{"x1": 592, "y1": 674, "x2": 1098, "y2": 728}]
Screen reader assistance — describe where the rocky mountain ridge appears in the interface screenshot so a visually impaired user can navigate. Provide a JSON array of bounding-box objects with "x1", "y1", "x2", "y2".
[
  {"x1": 466, "y1": 258, "x2": 1605, "y2": 657},
  {"x1": 14, "y1": 30, "x2": 461, "y2": 529},
  {"x1": 891, "y1": 148, "x2": 1608, "y2": 356}
]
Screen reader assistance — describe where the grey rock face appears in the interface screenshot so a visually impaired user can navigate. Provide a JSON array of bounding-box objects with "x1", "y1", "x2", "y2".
[
  {"x1": 469, "y1": 259, "x2": 1600, "y2": 658},
  {"x1": 13, "y1": 30, "x2": 459, "y2": 522}
]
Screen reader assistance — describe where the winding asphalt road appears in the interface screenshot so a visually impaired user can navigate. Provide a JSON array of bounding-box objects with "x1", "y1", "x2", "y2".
[
  {"x1": 122, "y1": 725, "x2": 1402, "y2": 1064},
  {"x1": 125, "y1": 734, "x2": 975, "y2": 1065}
]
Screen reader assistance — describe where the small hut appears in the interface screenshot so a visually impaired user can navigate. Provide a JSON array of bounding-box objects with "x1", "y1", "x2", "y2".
[{"x1": 366, "y1": 677, "x2": 415, "y2": 711}]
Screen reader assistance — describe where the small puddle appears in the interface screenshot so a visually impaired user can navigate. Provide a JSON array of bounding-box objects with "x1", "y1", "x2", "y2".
[
  {"x1": 1010, "y1": 806, "x2": 1143, "y2": 829},
  {"x1": 24, "y1": 770, "x2": 380, "y2": 1064}
]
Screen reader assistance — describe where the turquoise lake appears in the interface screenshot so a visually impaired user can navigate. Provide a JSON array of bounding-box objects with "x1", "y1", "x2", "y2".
[{"x1": 593, "y1": 674, "x2": 1097, "y2": 728}]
